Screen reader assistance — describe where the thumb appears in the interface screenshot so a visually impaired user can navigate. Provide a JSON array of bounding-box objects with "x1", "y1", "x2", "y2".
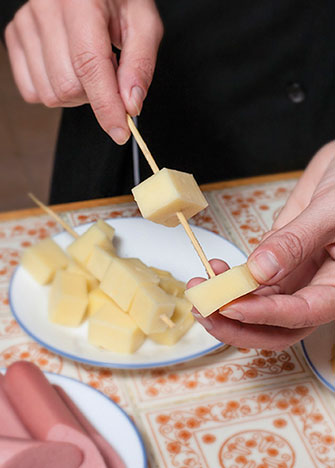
[
  {"x1": 247, "y1": 201, "x2": 335, "y2": 284},
  {"x1": 117, "y1": 2, "x2": 163, "y2": 116}
]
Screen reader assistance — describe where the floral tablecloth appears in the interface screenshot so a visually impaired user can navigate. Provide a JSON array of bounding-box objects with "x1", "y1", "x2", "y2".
[{"x1": 0, "y1": 177, "x2": 334, "y2": 468}]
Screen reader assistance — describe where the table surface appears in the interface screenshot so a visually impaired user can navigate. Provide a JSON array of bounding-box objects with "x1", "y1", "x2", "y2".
[{"x1": 1, "y1": 171, "x2": 334, "y2": 468}]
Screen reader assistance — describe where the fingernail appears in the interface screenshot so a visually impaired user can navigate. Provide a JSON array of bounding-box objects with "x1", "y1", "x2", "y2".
[
  {"x1": 203, "y1": 319, "x2": 213, "y2": 331},
  {"x1": 192, "y1": 310, "x2": 202, "y2": 320},
  {"x1": 131, "y1": 86, "x2": 145, "y2": 115},
  {"x1": 248, "y1": 251, "x2": 280, "y2": 282},
  {"x1": 219, "y1": 308, "x2": 244, "y2": 321},
  {"x1": 109, "y1": 127, "x2": 129, "y2": 145}
]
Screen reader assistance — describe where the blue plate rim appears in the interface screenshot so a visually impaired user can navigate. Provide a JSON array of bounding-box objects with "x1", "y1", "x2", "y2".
[
  {"x1": 8, "y1": 218, "x2": 246, "y2": 369},
  {"x1": 300, "y1": 340, "x2": 335, "y2": 393}
]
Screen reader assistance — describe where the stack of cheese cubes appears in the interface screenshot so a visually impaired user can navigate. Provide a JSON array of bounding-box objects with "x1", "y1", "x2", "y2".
[{"x1": 20, "y1": 219, "x2": 194, "y2": 354}]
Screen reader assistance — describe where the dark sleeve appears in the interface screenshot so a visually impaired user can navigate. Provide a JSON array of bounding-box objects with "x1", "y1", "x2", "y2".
[{"x1": 0, "y1": 0, "x2": 28, "y2": 42}]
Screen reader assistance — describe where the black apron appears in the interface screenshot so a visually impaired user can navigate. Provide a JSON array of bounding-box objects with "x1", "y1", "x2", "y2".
[{"x1": 2, "y1": 1, "x2": 334, "y2": 203}]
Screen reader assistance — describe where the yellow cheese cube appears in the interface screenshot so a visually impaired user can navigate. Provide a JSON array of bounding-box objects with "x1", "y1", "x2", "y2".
[
  {"x1": 126, "y1": 258, "x2": 159, "y2": 284},
  {"x1": 67, "y1": 219, "x2": 115, "y2": 266},
  {"x1": 132, "y1": 168, "x2": 208, "y2": 227},
  {"x1": 159, "y1": 276, "x2": 186, "y2": 297},
  {"x1": 129, "y1": 283, "x2": 175, "y2": 334},
  {"x1": 100, "y1": 257, "x2": 159, "y2": 311},
  {"x1": 87, "y1": 288, "x2": 115, "y2": 317},
  {"x1": 21, "y1": 237, "x2": 68, "y2": 285},
  {"x1": 185, "y1": 263, "x2": 259, "y2": 317},
  {"x1": 66, "y1": 260, "x2": 99, "y2": 291},
  {"x1": 149, "y1": 266, "x2": 172, "y2": 278},
  {"x1": 86, "y1": 245, "x2": 116, "y2": 281},
  {"x1": 48, "y1": 270, "x2": 88, "y2": 326},
  {"x1": 149, "y1": 297, "x2": 194, "y2": 345},
  {"x1": 88, "y1": 302, "x2": 145, "y2": 353}
]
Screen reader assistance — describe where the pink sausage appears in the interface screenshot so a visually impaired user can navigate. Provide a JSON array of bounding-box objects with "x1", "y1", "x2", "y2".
[
  {"x1": 0, "y1": 437, "x2": 83, "y2": 468},
  {"x1": 4, "y1": 361, "x2": 107, "y2": 468},
  {"x1": 0, "y1": 374, "x2": 30, "y2": 439},
  {"x1": 55, "y1": 385, "x2": 126, "y2": 468}
]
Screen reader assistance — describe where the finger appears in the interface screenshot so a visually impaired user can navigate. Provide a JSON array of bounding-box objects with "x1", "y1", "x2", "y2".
[
  {"x1": 30, "y1": 0, "x2": 86, "y2": 106},
  {"x1": 4, "y1": 22, "x2": 38, "y2": 103},
  {"x1": 273, "y1": 141, "x2": 335, "y2": 230},
  {"x1": 63, "y1": 0, "x2": 130, "y2": 144},
  {"x1": 220, "y1": 259, "x2": 335, "y2": 328},
  {"x1": 12, "y1": 4, "x2": 59, "y2": 107},
  {"x1": 116, "y1": 0, "x2": 163, "y2": 116},
  {"x1": 187, "y1": 258, "x2": 230, "y2": 289},
  {"x1": 194, "y1": 311, "x2": 315, "y2": 351}
]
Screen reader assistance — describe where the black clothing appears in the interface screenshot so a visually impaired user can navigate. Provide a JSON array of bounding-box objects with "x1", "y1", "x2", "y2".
[{"x1": 1, "y1": 1, "x2": 335, "y2": 203}]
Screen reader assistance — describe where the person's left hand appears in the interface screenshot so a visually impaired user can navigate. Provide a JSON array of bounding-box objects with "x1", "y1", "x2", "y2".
[{"x1": 187, "y1": 141, "x2": 335, "y2": 350}]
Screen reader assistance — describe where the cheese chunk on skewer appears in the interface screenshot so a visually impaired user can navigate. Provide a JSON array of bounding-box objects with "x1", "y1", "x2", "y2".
[
  {"x1": 100, "y1": 257, "x2": 159, "y2": 311},
  {"x1": 129, "y1": 283, "x2": 175, "y2": 334},
  {"x1": 86, "y1": 246, "x2": 116, "y2": 281},
  {"x1": 149, "y1": 297, "x2": 194, "y2": 345},
  {"x1": 21, "y1": 237, "x2": 68, "y2": 285},
  {"x1": 185, "y1": 263, "x2": 259, "y2": 317},
  {"x1": 88, "y1": 302, "x2": 145, "y2": 353},
  {"x1": 4, "y1": 361, "x2": 107, "y2": 468},
  {"x1": 67, "y1": 219, "x2": 115, "y2": 267},
  {"x1": 132, "y1": 168, "x2": 208, "y2": 227},
  {"x1": 49, "y1": 271, "x2": 88, "y2": 326}
]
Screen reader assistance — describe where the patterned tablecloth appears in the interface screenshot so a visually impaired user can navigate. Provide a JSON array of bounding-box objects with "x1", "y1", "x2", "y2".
[{"x1": 0, "y1": 177, "x2": 334, "y2": 468}]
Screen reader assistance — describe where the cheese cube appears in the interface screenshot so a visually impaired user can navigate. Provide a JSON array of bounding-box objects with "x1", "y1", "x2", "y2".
[
  {"x1": 21, "y1": 237, "x2": 68, "y2": 285},
  {"x1": 185, "y1": 263, "x2": 259, "y2": 317},
  {"x1": 129, "y1": 283, "x2": 175, "y2": 334},
  {"x1": 86, "y1": 245, "x2": 116, "y2": 281},
  {"x1": 159, "y1": 276, "x2": 186, "y2": 297},
  {"x1": 149, "y1": 297, "x2": 194, "y2": 345},
  {"x1": 132, "y1": 168, "x2": 208, "y2": 227},
  {"x1": 48, "y1": 271, "x2": 88, "y2": 326},
  {"x1": 66, "y1": 260, "x2": 99, "y2": 291},
  {"x1": 88, "y1": 302, "x2": 145, "y2": 353},
  {"x1": 126, "y1": 258, "x2": 159, "y2": 284},
  {"x1": 87, "y1": 288, "x2": 114, "y2": 317},
  {"x1": 149, "y1": 266, "x2": 172, "y2": 278},
  {"x1": 67, "y1": 219, "x2": 115, "y2": 266},
  {"x1": 100, "y1": 257, "x2": 159, "y2": 311}
]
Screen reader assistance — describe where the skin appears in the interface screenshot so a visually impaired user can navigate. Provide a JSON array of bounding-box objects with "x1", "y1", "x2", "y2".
[
  {"x1": 4, "y1": 0, "x2": 163, "y2": 145},
  {"x1": 188, "y1": 141, "x2": 335, "y2": 351}
]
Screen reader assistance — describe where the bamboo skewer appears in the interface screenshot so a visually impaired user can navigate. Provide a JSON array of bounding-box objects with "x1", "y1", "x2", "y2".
[
  {"x1": 28, "y1": 192, "x2": 175, "y2": 328},
  {"x1": 127, "y1": 114, "x2": 215, "y2": 279}
]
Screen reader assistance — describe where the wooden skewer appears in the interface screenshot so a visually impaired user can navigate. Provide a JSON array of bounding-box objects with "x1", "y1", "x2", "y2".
[
  {"x1": 28, "y1": 192, "x2": 175, "y2": 328},
  {"x1": 127, "y1": 114, "x2": 215, "y2": 279},
  {"x1": 28, "y1": 193, "x2": 79, "y2": 239}
]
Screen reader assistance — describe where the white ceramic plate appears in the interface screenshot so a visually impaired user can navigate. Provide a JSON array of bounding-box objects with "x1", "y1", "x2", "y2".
[
  {"x1": 1, "y1": 369, "x2": 146, "y2": 467},
  {"x1": 9, "y1": 218, "x2": 247, "y2": 369},
  {"x1": 301, "y1": 322, "x2": 335, "y2": 393}
]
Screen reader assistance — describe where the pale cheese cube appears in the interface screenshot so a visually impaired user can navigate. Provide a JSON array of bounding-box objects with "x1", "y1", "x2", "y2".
[
  {"x1": 185, "y1": 263, "x2": 259, "y2": 317},
  {"x1": 159, "y1": 276, "x2": 186, "y2": 297},
  {"x1": 100, "y1": 257, "x2": 159, "y2": 311},
  {"x1": 66, "y1": 260, "x2": 99, "y2": 291},
  {"x1": 21, "y1": 237, "x2": 68, "y2": 285},
  {"x1": 88, "y1": 302, "x2": 145, "y2": 353},
  {"x1": 150, "y1": 297, "x2": 194, "y2": 345},
  {"x1": 132, "y1": 168, "x2": 208, "y2": 227},
  {"x1": 87, "y1": 287, "x2": 114, "y2": 317},
  {"x1": 149, "y1": 266, "x2": 172, "y2": 278},
  {"x1": 129, "y1": 283, "x2": 175, "y2": 334},
  {"x1": 126, "y1": 258, "x2": 159, "y2": 284},
  {"x1": 67, "y1": 219, "x2": 115, "y2": 266},
  {"x1": 86, "y1": 245, "x2": 116, "y2": 281},
  {"x1": 48, "y1": 270, "x2": 88, "y2": 326}
]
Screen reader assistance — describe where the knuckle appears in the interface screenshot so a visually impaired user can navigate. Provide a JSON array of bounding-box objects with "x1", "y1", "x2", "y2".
[
  {"x1": 275, "y1": 229, "x2": 308, "y2": 264},
  {"x1": 42, "y1": 93, "x2": 61, "y2": 108},
  {"x1": 72, "y1": 51, "x2": 100, "y2": 80},
  {"x1": 22, "y1": 90, "x2": 39, "y2": 104},
  {"x1": 55, "y1": 79, "x2": 83, "y2": 102},
  {"x1": 132, "y1": 57, "x2": 155, "y2": 88}
]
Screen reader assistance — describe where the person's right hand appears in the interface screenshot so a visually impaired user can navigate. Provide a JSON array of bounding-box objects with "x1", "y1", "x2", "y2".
[{"x1": 5, "y1": 0, "x2": 163, "y2": 144}]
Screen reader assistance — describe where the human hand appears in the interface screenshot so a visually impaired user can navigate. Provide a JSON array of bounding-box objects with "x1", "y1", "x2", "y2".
[
  {"x1": 5, "y1": 0, "x2": 163, "y2": 144},
  {"x1": 188, "y1": 141, "x2": 335, "y2": 350}
]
